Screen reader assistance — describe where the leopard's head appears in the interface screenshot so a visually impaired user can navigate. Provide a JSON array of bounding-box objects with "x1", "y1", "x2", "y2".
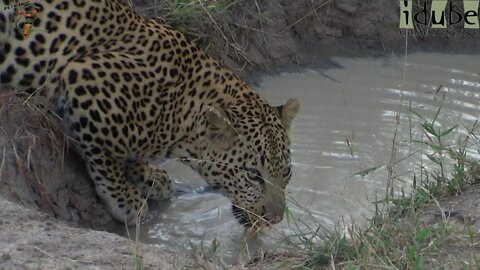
[{"x1": 192, "y1": 97, "x2": 299, "y2": 227}]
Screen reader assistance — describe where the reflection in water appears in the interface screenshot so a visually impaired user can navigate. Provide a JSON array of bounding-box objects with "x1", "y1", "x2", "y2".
[{"x1": 130, "y1": 52, "x2": 480, "y2": 263}]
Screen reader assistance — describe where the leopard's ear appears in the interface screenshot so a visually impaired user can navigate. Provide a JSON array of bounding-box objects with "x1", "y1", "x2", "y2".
[
  {"x1": 205, "y1": 106, "x2": 237, "y2": 150},
  {"x1": 275, "y1": 98, "x2": 300, "y2": 130}
]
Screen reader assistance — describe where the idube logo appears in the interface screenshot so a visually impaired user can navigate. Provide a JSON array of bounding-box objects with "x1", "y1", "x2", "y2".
[{"x1": 399, "y1": 0, "x2": 479, "y2": 29}]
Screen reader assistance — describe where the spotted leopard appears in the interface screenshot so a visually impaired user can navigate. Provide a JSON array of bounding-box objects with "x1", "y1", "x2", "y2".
[{"x1": 0, "y1": 0, "x2": 299, "y2": 226}]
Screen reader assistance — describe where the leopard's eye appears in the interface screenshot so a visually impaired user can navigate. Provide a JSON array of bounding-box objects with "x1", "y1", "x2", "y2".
[
  {"x1": 283, "y1": 166, "x2": 292, "y2": 179},
  {"x1": 246, "y1": 168, "x2": 265, "y2": 184}
]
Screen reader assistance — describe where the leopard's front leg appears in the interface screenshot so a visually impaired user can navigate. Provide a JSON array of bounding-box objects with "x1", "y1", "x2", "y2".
[
  {"x1": 125, "y1": 160, "x2": 174, "y2": 200},
  {"x1": 82, "y1": 154, "x2": 148, "y2": 225}
]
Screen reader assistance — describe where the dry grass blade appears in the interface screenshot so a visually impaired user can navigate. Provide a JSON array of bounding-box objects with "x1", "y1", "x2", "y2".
[
  {"x1": 280, "y1": 0, "x2": 331, "y2": 34},
  {"x1": 197, "y1": 0, "x2": 252, "y2": 66}
]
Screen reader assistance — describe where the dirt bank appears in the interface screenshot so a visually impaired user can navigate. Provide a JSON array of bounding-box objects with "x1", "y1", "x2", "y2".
[
  {"x1": 0, "y1": 95, "x2": 120, "y2": 231},
  {"x1": 0, "y1": 198, "x2": 182, "y2": 269},
  {"x1": 416, "y1": 184, "x2": 480, "y2": 268},
  {"x1": 132, "y1": 0, "x2": 480, "y2": 77}
]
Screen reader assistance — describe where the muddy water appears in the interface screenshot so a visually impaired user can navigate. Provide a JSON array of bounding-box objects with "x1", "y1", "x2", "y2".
[{"x1": 131, "y1": 52, "x2": 480, "y2": 262}]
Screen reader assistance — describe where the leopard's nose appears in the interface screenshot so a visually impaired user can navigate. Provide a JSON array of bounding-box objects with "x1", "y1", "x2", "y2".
[
  {"x1": 263, "y1": 186, "x2": 286, "y2": 225},
  {"x1": 264, "y1": 198, "x2": 285, "y2": 225},
  {"x1": 264, "y1": 212, "x2": 284, "y2": 225}
]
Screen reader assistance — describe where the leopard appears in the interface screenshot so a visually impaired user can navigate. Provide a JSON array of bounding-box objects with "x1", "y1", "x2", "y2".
[{"x1": 0, "y1": 0, "x2": 299, "y2": 227}]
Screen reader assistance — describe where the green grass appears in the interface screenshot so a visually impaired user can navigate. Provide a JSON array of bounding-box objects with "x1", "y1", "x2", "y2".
[{"x1": 272, "y1": 101, "x2": 480, "y2": 269}]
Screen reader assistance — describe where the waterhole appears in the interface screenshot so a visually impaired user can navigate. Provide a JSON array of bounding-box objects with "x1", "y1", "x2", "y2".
[{"x1": 127, "y1": 52, "x2": 480, "y2": 262}]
